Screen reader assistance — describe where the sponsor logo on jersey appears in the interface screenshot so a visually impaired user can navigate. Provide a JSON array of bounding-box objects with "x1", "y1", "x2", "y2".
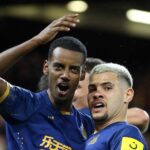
[{"x1": 121, "y1": 137, "x2": 144, "y2": 150}]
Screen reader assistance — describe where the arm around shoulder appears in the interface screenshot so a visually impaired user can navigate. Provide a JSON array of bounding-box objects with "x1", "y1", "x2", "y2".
[{"x1": 127, "y1": 107, "x2": 150, "y2": 133}]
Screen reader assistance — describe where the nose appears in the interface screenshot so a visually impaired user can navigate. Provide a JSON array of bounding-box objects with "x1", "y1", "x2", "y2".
[
  {"x1": 93, "y1": 91, "x2": 103, "y2": 100},
  {"x1": 60, "y1": 70, "x2": 70, "y2": 82}
]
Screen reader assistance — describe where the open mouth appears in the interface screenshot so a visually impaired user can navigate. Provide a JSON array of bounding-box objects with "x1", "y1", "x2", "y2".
[
  {"x1": 57, "y1": 83, "x2": 69, "y2": 96},
  {"x1": 94, "y1": 103, "x2": 104, "y2": 108},
  {"x1": 92, "y1": 102, "x2": 105, "y2": 112}
]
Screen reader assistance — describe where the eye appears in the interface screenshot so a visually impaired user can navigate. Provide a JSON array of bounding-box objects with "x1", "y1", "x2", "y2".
[
  {"x1": 70, "y1": 66, "x2": 80, "y2": 74},
  {"x1": 88, "y1": 84, "x2": 96, "y2": 93},
  {"x1": 53, "y1": 63, "x2": 63, "y2": 71},
  {"x1": 104, "y1": 86, "x2": 112, "y2": 90},
  {"x1": 103, "y1": 84, "x2": 113, "y2": 91}
]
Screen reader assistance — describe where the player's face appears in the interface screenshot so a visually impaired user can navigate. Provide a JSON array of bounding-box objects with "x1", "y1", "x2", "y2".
[
  {"x1": 88, "y1": 72, "x2": 127, "y2": 123},
  {"x1": 44, "y1": 47, "x2": 85, "y2": 108},
  {"x1": 73, "y1": 73, "x2": 89, "y2": 108}
]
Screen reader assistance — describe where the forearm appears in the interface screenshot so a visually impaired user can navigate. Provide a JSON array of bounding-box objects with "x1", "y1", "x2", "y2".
[
  {"x1": 127, "y1": 107, "x2": 150, "y2": 133},
  {"x1": 0, "y1": 37, "x2": 41, "y2": 75},
  {"x1": 0, "y1": 14, "x2": 79, "y2": 75}
]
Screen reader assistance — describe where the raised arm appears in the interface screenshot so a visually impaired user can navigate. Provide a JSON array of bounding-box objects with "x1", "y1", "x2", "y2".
[
  {"x1": 127, "y1": 107, "x2": 149, "y2": 133},
  {"x1": 0, "y1": 14, "x2": 80, "y2": 75}
]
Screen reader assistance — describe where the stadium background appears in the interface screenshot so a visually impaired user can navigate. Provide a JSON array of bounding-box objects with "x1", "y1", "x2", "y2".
[{"x1": 0, "y1": 0, "x2": 150, "y2": 148}]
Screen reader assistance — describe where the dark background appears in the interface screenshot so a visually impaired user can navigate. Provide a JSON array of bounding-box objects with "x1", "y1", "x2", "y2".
[{"x1": 0, "y1": 0, "x2": 150, "y2": 147}]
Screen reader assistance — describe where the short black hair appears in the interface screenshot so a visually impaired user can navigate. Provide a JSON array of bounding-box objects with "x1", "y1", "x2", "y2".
[
  {"x1": 86, "y1": 57, "x2": 105, "y2": 73},
  {"x1": 48, "y1": 36, "x2": 87, "y2": 64}
]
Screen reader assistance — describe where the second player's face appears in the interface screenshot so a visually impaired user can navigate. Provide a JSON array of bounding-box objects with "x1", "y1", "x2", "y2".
[
  {"x1": 88, "y1": 72, "x2": 126, "y2": 122},
  {"x1": 46, "y1": 47, "x2": 85, "y2": 107}
]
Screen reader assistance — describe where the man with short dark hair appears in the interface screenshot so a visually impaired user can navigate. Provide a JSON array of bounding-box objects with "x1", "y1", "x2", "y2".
[{"x1": 0, "y1": 14, "x2": 94, "y2": 150}]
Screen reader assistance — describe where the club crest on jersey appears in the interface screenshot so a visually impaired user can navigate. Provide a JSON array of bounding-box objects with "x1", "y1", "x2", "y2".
[{"x1": 89, "y1": 135, "x2": 99, "y2": 145}]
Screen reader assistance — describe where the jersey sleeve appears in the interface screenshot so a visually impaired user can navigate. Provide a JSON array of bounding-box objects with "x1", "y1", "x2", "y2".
[
  {"x1": 0, "y1": 84, "x2": 41, "y2": 121},
  {"x1": 111, "y1": 125, "x2": 148, "y2": 150},
  {"x1": 80, "y1": 112, "x2": 95, "y2": 138},
  {"x1": 0, "y1": 82, "x2": 10, "y2": 103}
]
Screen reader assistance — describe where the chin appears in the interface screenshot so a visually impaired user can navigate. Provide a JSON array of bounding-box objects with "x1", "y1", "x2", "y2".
[{"x1": 92, "y1": 114, "x2": 108, "y2": 122}]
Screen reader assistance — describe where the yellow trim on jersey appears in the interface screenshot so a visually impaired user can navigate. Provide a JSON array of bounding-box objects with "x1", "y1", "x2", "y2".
[
  {"x1": 0, "y1": 82, "x2": 10, "y2": 103},
  {"x1": 60, "y1": 111, "x2": 71, "y2": 115},
  {"x1": 94, "y1": 130, "x2": 98, "y2": 134},
  {"x1": 121, "y1": 137, "x2": 144, "y2": 150}
]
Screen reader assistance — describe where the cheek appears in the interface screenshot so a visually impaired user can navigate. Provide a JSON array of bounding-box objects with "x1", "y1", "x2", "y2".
[
  {"x1": 106, "y1": 90, "x2": 120, "y2": 101},
  {"x1": 71, "y1": 77, "x2": 80, "y2": 87},
  {"x1": 77, "y1": 87, "x2": 88, "y2": 96},
  {"x1": 107, "y1": 94, "x2": 123, "y2": 111},
  {"x1": 84, "y1": 87, "x2": 89, "y2": 96},
  {"x1": 47, "y1": 73, "x2": 57, "y2": 85},
  {"x1": 74, "y1": 90, "x2": 81, "y2": 98}
]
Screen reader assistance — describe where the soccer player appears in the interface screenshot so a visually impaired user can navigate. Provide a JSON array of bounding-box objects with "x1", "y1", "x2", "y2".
[
  {"x1": 72, "y1": 57, "x2": 149, "y2": 133},
  {"x1": 0, "y1": 14, "x2": 95, "y2": 150},
  {"x1": 85, "y1": 63, "x2": 148, "y2": 149}
]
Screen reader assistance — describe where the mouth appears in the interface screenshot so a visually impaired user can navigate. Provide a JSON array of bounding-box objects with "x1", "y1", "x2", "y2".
[
  {"x1": 57, "y1": 82, "x2": 69, "y2": 97},
  {"x1": 92, "y1": 101, "x2": 105, "y2": 112}
]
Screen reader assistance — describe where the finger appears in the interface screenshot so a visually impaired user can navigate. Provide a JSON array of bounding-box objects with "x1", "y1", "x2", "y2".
[
  {"x1": 65, "y1": 17, "x2": 80, "y2": 23},
  {"x1": 50, "y1": 19, "x2": 78, "y2": 30},
  {"x1": 56, "y1": 20, "x2": 78, "y2": 27},
  {"x1": 45, "y1": 14, "x2": 79, "y2": 31},
  {"x1": 60, "y1": 14, "x2": 80, "y2": 23},
  {"x1": 53, "y1": 26, "x2": 71, "y2": 32},
  {"x1": 63, "y1": 13, "x2": 79, "y2": 18},
  {"x1": 50, "y1": 14, "x2": 80, "y2": 27}
]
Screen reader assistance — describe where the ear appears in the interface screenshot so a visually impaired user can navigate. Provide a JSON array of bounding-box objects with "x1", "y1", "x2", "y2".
[
  {"x1": 43, "y1": 59, "x2": 49, "y2": 75},
  {"x1": 124, "y1": 88, "x2": 134, "y2": 103},
  {"x1": 80, "y1": 65, "x2": 86, "y2": 81}
]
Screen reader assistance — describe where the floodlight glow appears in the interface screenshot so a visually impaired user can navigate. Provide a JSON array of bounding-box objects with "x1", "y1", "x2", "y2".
[
  {"x1": 67, "y1": 0, "x2": 88, "y2": 13},
  {"x1": 126, "y1": 9, "x2": 150, "y2": 25}
]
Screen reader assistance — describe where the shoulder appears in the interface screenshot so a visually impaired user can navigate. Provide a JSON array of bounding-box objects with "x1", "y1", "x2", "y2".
[
  {"x1": 119, "y1": 122, "x2": 143, "y2": 135},
  {"x1": 74, "y1": 107, "x2": 93, "y2": 122},
  {"x1": 102, "y1": 122, "x2": 148, "y2": 149},
  {"x1": 113, "y1": 122, "x2": 148, "y2": 149},
  {"x1": 73, "y1": 107, "x2": 95, "y2": 135},
  {"x1": 79, "y1": 108, "x2": 91, "y2": 116},
  {"x1": 112, "y1": 122, "x2": 143, "y2": 137},
  {"x1": 101, "y1": 122, "x2": 146, "y2": 143}
]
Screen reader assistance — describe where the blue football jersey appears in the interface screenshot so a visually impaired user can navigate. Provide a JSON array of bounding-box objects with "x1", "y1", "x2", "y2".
[
  {"x1": 0, "y1": 85, "x2": 94, "y2": 150},
  {"x1": 85, "y1": 122, "x2": 148, "y2": 150},
  {"x1": 78, "y1": 108, "x2": 91, "y2": 116}
]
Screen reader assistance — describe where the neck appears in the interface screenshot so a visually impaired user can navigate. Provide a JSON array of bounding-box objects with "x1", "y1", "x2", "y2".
[
  {"x1": 47, "y1": 89, "x2": 72, "y2": 112},
  {"x1": 95, "y1": 117, "x2": 126, "y2": 131},
  {"x1": 95, "y1": 109, "x2": 127, "y2": 131}
]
